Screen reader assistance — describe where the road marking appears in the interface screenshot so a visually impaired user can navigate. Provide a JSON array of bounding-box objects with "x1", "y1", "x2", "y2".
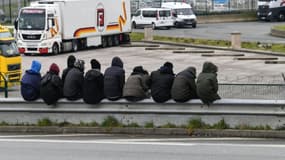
[{"x1": 0, "y1": 138, "x2": 284, "y2": 148}]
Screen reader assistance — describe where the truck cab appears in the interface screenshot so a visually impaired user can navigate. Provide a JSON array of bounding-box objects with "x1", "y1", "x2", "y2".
[
  {"x1": 162, "y1": 2, "x2": 197, "y2": 28},
  {"x1": 15, "y1": 2, "x2": 62, "y2": 55},
  {"x1": 0, "y1": 26, "x2": 22, "y2": 88},
  {"x1": 257, "y1": 0, "x2": 285, "y2": 21}
]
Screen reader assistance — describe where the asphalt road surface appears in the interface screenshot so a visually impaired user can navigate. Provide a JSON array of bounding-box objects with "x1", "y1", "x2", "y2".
[
  {"x1": 134, "y1": 21, "x2": 285, "y2": 43},
  {"x1": 0, "y1": 134, "x2": 284, "y2": 160}
]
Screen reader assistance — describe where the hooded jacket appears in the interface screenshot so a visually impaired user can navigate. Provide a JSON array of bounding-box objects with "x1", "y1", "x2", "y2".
[
  {"x1": 123, "y1": 71, "x2": 150, "y2": 101},
  {"x1": 63, "y1": 67, "x2": 84, "y2": 100},
  {"x1": 150, "y1": 65, "x2": 175, "y2": 103},
  {"x1": 104, "y1": 57, "x2": 125, "y2": 100},
  {"x1": 62, "y1": 55, "x2": 75, "y2": 84},
  {"x1": 21, "y1": 61, "x2": 42, "y2": 101},
  {"x1": 40, "y1": 71, "x2": 63, "y2": 105},
  {"x1": 83, "y1": 69, "x2": 104, "y2": 104},
  {"x1": 171, "y1": 67, "x2": 198, "y2": 102},
  {"x1": 196, "y1": 62, "x2": 221, "y2": 105}
]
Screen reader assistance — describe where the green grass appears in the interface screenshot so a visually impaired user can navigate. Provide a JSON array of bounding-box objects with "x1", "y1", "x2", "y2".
[
  {"x1": 144, "y1": 121, "x2": 154, "y2": 128},
  {"x1": 130, "y1": 32, "x2": 285, "y2": 53},
  {"x1": 272, "y1": 25, "x2": 285, "y2": 31},
  {"x1": 101, "y1": 116, "x2": 122, "y2": 128}
]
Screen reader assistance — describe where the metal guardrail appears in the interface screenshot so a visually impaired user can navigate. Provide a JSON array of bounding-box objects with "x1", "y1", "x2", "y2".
[{"x1": 0, "y1": 98, "x2": 285, "y2": 129}]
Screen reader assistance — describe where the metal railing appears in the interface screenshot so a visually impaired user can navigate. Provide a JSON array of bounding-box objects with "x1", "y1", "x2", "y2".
[
  {"x1": 0, "y1": 72, "x2": 8, "y2": 98},
  {"x1": 219, "y1": 83, "x2": 285, "y2": 100}
]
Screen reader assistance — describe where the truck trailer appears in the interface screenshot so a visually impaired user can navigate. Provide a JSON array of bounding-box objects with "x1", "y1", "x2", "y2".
[
  {"x1": 257, "y1": 0, "x2": 285, "y2": 21},
  {"x1": 14, "y1": 0, "x2": 131, "y2": 55}
]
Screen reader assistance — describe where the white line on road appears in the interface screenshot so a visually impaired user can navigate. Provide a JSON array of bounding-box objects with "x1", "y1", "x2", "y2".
[{"x1": 0, "y1": 138, "x2": 284, "y2": 148}]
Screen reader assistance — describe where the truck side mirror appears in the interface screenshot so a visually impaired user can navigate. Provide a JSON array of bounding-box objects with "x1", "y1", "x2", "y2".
[{"x1": 14, "y1": 19, "x2": 18, "y2": 31}]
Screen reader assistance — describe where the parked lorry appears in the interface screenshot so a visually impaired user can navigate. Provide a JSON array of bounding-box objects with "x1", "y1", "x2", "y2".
[
  {"x1": 14, "y1": 0, "x2": 131, "y2": 55},
  {"x1": 161, "y1": 2, "x2": 197, "y2": 28},
  {"x1": 257, "y1": 0, "x2": 285, "y2": 21},
  {"x1": 0, "y1": 25, "x2": 21, "y2": 88}
]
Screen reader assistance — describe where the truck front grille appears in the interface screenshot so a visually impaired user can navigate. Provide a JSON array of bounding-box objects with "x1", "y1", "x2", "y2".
[
  {"x1": 22, "y1": 34, "x2": 41, "y2": 40},
  {"x1": 7, "y1": 64, "x2": 21, "y2": 71}
]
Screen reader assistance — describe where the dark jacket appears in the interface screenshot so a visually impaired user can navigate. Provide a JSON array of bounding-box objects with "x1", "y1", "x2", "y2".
[
  {"x1": 21, "y1": 61, "x2": 41, "y2": 101},
  {"x1": 123, "y1": 72, "x2": 150, "y2": 101},
  {"x1": 196, "y1": 62, "x2": 221, "y2": 105},
  {"x1": 171, "y1": 67, "x2": 198, "y2": 102},
  {"x1": 83, "y1": 69, "x2": 104, "y2": 104},
  {"x1": 63, "y1": 67, "x2": 84, "y2": 100},
  {"x1": 62, "y1": 58, "x2": 75, "y2": 85},
  {"x1": 150, "y1": 66, "x2": 175, "y2": 103},
  {"x1": 40, "y1": 72, "x2": 63, "y2": 105},
  {"x1": 104, "y1": 57, "x2": 125, "y2": 100}
]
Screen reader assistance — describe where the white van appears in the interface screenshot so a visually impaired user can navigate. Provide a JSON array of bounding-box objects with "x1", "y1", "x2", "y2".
[
  {"x1": 162, "y1": 2, "x2": 197, "y2": 28},
  {"x1": 131, "y1": 8, "x2": 174, "y2": 29}
]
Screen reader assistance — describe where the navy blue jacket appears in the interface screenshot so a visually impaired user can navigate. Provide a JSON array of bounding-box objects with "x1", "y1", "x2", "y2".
[{"x1": 21, "y1": 70, "x2": 41, "y2": 101}]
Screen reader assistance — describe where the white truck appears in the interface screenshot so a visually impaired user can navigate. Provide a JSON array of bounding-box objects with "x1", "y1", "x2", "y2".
[
  {"x1": 161, "y1": 2, "x2": 197, "y2": 28},
  {"x1": 14, "y1": 0, "x2": 131, "y2": 55},
  {"x1": 257, "y1": 0, "x2": 285, "y2": 21}
]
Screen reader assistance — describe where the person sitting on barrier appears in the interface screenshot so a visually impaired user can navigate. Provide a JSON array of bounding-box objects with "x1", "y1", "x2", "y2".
[
  {"x1": 62, "y1": 55, "x2": 76, "y2": 85},
  {"x1": 123, "y1": 66, "x2": 150, "y2": 102},
  {"x1": 104, "y1": 56, "x2": 125, "y2": 101},
  {"x1": 21, "y1": 60, "x2": 42, "y2": 101},
  {"x1": 63, "y1": 59, "x2": 85, "y2": 101},
  {"x1": 171, "y1": 66, "x2": 198, "y2": 103},
  {"x1": 150, "y1": 62, "x2": 175, "y2": 103},
  {"x1": 40, "y1": 63, "x2": 63, "y2": 105},
  {"x1": 83, "y1": 59, "x2": 104, "y2": 104},
  {"x1": 196, "y1": 61, "x2": 221, "y2": 105}
]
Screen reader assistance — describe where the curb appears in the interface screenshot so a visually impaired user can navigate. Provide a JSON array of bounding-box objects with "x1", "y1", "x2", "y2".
[
  {"x1": 0, "y1": 126, "x2": 285, "y2": 138},
  {"x1": 136, "y1": 40, "x2": 285, "y2": 57},
  {"x1": 271, "y1": 28, "x2": 285, "y2": 38}
]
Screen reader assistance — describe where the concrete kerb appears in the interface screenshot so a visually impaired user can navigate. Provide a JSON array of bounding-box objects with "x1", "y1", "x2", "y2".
[
  {"x1": 0, "y1": 126, "x2": 285, "y2": 138},
  {"x1": 138, "y1": 40, "x2": 285, "y2": 57}
]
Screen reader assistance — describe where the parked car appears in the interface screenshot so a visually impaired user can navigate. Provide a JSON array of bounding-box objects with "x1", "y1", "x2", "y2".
[
  {"x1": 131, "y1": 8, "x2": 174, "y2": 29},
  {"x1": 162, "y1": 2, "x2": 197, "y2": 28}
]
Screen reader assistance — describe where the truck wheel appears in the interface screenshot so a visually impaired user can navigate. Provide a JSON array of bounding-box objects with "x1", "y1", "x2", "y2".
[
  {"x1": 52, "y1": 43, "x2": 60, "y2": 55},
  {"x1": 192, "y1": 23, "x2": 197, "y2": 28},
  {"x1": 278, "y1": 13, "x2": 285, "y2": 21},
  {"x1": 113, "y1": 35, "x2": 120, "y2": 46},
  {"x1": 72, "y1": 40, "x2": 78, "y2": 52},
  {"x1": 107, "y1": 36, "x2": 113, "y2": 47}
]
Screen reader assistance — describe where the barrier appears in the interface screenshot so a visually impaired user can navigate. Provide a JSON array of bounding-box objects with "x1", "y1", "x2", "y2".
[{"x1": 0, "y1": 98, "x2": 285, "y2": 129}]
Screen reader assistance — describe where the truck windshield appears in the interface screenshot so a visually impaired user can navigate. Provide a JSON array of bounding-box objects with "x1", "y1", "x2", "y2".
[
  {"x1": 18, "y1": 9, "x2": 46, "y2": 30},
  {"x1": 174, "y1": 8, "x2": 194, "y2": 15},
  {"x1": 0, "y1": 31, "x2": 12, "y2": 38},
  {"x1": 0, "y1": 42, "x2": 19, "y2": 57}
]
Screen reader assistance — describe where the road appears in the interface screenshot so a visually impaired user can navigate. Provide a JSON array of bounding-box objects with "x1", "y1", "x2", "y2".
[
  {"x1": 0, "y1": 134, "x2": 284, "y2": 160},
  {"x1": 134, "y1": 21, "x2": 285, "y2": 43}
]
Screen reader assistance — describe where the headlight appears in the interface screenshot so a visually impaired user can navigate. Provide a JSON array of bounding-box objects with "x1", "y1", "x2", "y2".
[
  {"x1": 176, "y1": 18, "x2": 183, "y2": 22},
  {"x1": 268, "y1": 12, "x2": 272, "y2": 16}
]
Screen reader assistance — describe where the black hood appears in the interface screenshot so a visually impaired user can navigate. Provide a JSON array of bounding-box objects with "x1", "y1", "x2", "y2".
[
  {"x1": 202, "y1": 62, "x2": 217, "y2": 73},
  {"x1": 159, "y1": 66, "x2": 174, "y2": 75},
  {"x1": 111, "y1": 57, "x2": 123, "y2": 68},
  {"x1": 67, "y1": 55, "x2": 76, "y2": 68}
]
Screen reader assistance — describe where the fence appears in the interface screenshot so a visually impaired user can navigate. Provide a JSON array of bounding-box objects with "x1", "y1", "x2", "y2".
[
  {"x1": 131, "y1": 0, "x2": 258, "y2": 15},
  {"x1": 0, "y1": 0, "x2": 36, "y2": 23}
]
